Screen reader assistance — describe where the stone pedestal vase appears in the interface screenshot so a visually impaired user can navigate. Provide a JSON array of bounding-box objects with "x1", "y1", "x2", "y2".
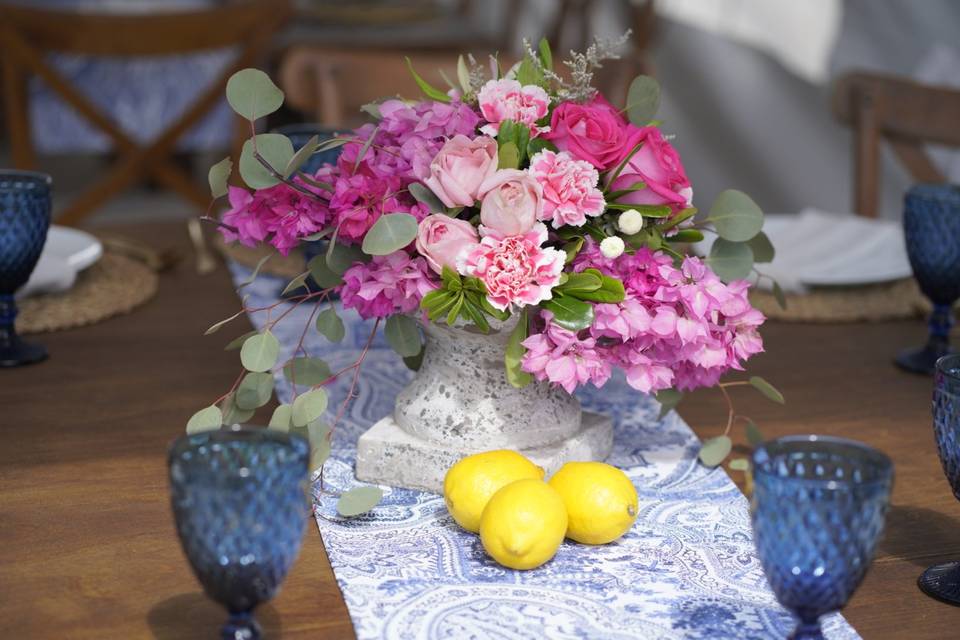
[{"x1": 355, "y1": 317, "x2": 613, "y2": 493}]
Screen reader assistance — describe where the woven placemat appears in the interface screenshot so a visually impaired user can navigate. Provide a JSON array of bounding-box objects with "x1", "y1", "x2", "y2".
[
  {"x1": 749, "y1": 278, "x2": 933, "y2": 322},
  {"x1": 212, "y1": 235, "x2": 306, "y2": 280},
  {"x1": 17, "y1": 252, "x2": 158, "y2": 334}
]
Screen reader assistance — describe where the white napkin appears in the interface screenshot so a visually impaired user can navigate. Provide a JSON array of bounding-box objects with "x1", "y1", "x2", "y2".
[{"x1": 16, "y1": 254, "x2": 77, "y2": 299}]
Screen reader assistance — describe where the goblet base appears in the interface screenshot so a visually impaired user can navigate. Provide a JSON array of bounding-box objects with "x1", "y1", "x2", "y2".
[
  {"x1": 0, "y1": 333, "x2": 47, "y2": 367},
  {"x1": 895, "y1": 344, "x2": 954, "y2": 376},
  {"x1": 918, "y1": 561, "x2": 960, "y2": 606},
  {"x1": 221, "y1": 611, "x2": 261, "y2": 640},
  {"x1": 789, "y1": 620, "x2": 825, "y2": 640}
]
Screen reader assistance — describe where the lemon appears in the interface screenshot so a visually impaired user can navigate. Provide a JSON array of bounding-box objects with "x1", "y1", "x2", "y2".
[
  {"x1": 443, "y1": 450, "x2": 544, "y2": 533},
  {"x1": 479, "y1": 479, "x2": 568, "y2": 570},
  {"x1": 548, "y1": 461, "x2": 638, "y2": 545}
]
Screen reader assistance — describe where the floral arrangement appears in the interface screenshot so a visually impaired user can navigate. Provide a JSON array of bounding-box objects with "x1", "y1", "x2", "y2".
[{"x1": 191, "y1": 36, "x2": 784, "y2": 507}]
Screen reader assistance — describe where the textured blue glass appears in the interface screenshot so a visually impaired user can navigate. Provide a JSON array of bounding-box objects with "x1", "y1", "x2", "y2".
[
  {"x1": 918, "y1": 355, "x2": 960, "y2": 604},
  {"x1": 0, "y1": 171, "x2": 52, "y2": 367},
  {"x1": 896, "y1": 184, "x2": 960, "y2": 374},
  {"x1": 169, "y1": 426, "x2": 310, "y2": 639},
  {"x1": 751, "y1": 436, "x2": 893, "y2": 639}
]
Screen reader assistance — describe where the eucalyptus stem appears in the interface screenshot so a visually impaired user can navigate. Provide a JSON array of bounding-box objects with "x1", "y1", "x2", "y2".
[{"x1": 254, "y1": 151, "x2": 326, "y2": 202}]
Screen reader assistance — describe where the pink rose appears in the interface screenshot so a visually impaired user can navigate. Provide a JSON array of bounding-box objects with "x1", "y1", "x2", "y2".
[
  {"x1": 415, "y1": 214, "x2": 480, "y2": 274},
  {"x1": 527, "y1": 149, "x2": 606, "y2": 228},
  {"x1": 477, "y1": 79, "x2": 551, "y2": 137},
  {"x1": 478, "y1": 169, "x2": 542, "y2": 236},
  {"x1": 544, "y1": 95, "x2": 643, "y2": 170},
  {"x1": 459, "y1": 223, "x2": 565, "y2": 311},
  {"x1": 422, "y1": 135, "x2": 498, "y2": 208},
  {"x1": 606, "y1": 127, "x2": 692, "y2": 211}
]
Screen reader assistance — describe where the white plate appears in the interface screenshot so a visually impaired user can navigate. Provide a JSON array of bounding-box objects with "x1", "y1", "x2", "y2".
[{"x1": 44, "y1": 226, "x2": 103, "y2": 271}]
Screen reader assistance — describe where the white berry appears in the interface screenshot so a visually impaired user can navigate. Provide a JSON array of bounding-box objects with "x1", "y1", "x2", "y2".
[
  {"x1": 600, "y1": 236, "x2": 626, "y2": 259},
  {"x1": 617, "y1": 209, "x2": 644, "y2": 235}
]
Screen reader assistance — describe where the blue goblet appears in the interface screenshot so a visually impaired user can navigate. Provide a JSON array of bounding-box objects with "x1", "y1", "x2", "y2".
[
  {"x1": 169, "y1": 426, "x2": 310, "y2": 639},
  {"x1": 0, "y1": 170, "x2": 52, "y2": 367},
  {"x1": 918, "y1": 354, "x2": 960, "y2": 604},
  {"x1": 895, "y1": 184, "x2": 960, "y2": 375},
  {"x1": 751, "y1": 436, "x2": 894, "y2": 639}
]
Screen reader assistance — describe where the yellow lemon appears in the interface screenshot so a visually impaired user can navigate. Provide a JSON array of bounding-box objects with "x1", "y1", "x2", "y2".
[
  {"x1": 548, "y1": 461, "x2": 638, "y2": 545},
  {"x1": 443, "y1": 449, "x2": 544, "y2": 533},
  {"x1": 479, "y1": 479, "x2": 568, "y2": 570}
]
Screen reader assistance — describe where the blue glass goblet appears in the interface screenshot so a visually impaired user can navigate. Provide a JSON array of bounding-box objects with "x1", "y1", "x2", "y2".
[
  {"x1": 169, "y1": 426, "x2": 310, "y2": 639},
  {"x1": 895, "y1": 184, "x2": 960, "y2": 375},
  {"x1": 751, "y1": 436, "x2": 894, "y2": 639},
  {"x1": 918, "y1": 354, "x2": 960, "y2": 604},
  {"x1": 0, "y1": 170, "x2": 52, "y2": 367}
]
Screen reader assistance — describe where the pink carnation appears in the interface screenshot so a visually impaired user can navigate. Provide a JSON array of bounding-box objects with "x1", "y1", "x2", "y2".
[
  {"x1": 477, "y1": 79, "x2": 550, "y2": 137},
  {"x1": 521, "y1": 320, "x2": 611, "y2": 393},
  {"x1": 527, "y1": 150, "x2": 605, "y2": 228},
  {"x1": 340, "y1": 251, "x2": 438, "y2": 320},
  {"x1": 459, "y1": 223, "x2": 564, "y2": 311}
]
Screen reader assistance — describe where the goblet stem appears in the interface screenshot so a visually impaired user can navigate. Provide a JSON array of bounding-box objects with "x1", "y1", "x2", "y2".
[
  {"x1": 929, "y1": 303, "x2": 955, "y2": 346},
  {"x1": 894, "y1": 303, "x2": 955, "y2": 375},
  {"x1": 221, "y1": 610, "x2": 261, "y2": 640},
  {"x1": 0, "y1": 293, "x2": 47, "y2": 367},
  {"x1": 790, "y1": 618, "x2": 824, "y2": 640}
]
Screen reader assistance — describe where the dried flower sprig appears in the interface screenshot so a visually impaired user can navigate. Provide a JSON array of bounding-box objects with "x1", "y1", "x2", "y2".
[{"x1": 523, "y1": 30, "x2": 632, "y2": 102}]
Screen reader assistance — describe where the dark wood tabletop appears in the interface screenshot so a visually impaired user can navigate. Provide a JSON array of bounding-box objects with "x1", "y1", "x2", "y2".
[{"x1": 2, "y1": 221, "x2": 958, "y2": 639}]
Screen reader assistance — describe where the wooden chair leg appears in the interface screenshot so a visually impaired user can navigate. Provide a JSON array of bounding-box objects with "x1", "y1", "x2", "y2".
[
  {"x1": 853, "y1": 90, "x2": 880, "y2": 218},
  {"x1": 1, "y1": 53, "x2": 36, "y2": 170}
]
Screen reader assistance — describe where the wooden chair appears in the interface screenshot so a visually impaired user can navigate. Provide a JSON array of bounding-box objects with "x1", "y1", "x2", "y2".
[
  {"x1": 0, "y1": 1, "x2": 292, "y2": 226},
  {"x1": 833, "y1": 72, "x2": 960, "y2": 218}
]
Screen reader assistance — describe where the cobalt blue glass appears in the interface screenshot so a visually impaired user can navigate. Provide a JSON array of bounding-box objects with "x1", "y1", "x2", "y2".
[
  {"x1": 895, "y1": 184, "x2": 960, "y2": 375},
  {"x1": 0, "y1": 170, "x2": 52, "y2": 367},
  {"x1": 751, "y1": 436, "x2": 893, "y2": 639},
  {"x1": 169, "y1": 426, "x2": 310, "y2": 639},
  {"x1": 918, "y1": 354, "x2": 960, "y2": 605}
]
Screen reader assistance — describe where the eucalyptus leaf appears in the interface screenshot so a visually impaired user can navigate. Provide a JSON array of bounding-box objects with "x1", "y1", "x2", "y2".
[
  {"x1": 655, "y1": 389, "x2": 683, "y2": 419},
  {"x1": 498, "y1": 141, "x2": 520, "y2": 169},
  {"x1": 405, "y1": 57, "x2": 450, "y2": 102},
  {"x1": 316, "y1": 307, "x2": 345, "y2": 343},
  {"x1": 408, "y1": 182, "x2": 445, "y2": 214},
  {"x1": 772, "y1": 281, "x2": 788, "y2": 310},
  {"x1": 235, "y1": 372, "x2": 273, "y2": 410},
  {"x1": 307, "y1": 254, "x2": 343, "y2": 288},
  {"x1": 221, "y1": 394, "x2": 255, "y2": 425},
  {"x1": 336, "y1": 486, "x2": 384, "y2": 517},
  {"x1": 707, "y1": 239, "x2": 754, "y2": 282},
  {"x1": 283, "y1": 357, "x2": 332, "y2": 386},
  {"x1": 268, "y1": 404, "x2": 292, "y2": 431},
  {"x1": 384, "y1": 315, "x2": 422, "y2": 357},
  {"x1": 240, "y1": 330, "x2": 280, "y2": 373},
  {"x1": 456, "y1": 54, "x2": 471, "y2": 94},
  {"x1": 707, "y1": 189, "x2": 763, "y2": 242},
  {"x1": 239, "y1": 134, "x2": 294, "y2": 189},
  {"x1": 281, "y1": 272, "x2": 310, "y2": 296},
  {"x1": 224, "y1": 330, "x2": 257, "y2": 351},
  {"x1": 750, "y1": 376, "x2": 785, "y2": 404},
  {"x1": 505, "y1": 309, "x2": 532, "y2": 388},
  {"x1": 326, "y1": 239, "x2": 368, "y2": 274},
  {"x1": 226, "y1": 68, "x2": 284, "y2": 120},
  {"x1": 238, "y1": 255, "x2": 271, "y2": 288},
  {"x1": 699, "y1": 435, "x2": 733, "y2": 467},
  {"x1": 186, "y1": 405, "x2": 222, "y2": 434},
  {"x1": 204, "y1": 309, "x2": 246, "y2": 336},
  {"x1": 626, "y1": 75, "x2": 661, "y2": 126},
  {"x1": 538, "y1": 37, "x2": 553, "y2": 71},
  {"x1": 207, "y1": 157, "x2": 232, "y2": 198},
  {"x1": 352, "y1": 125, "x2": 379, "y2": 172},
  {"x1": 283, "y1": 134, "x2": 319, "y2": 178},
  {"x1": 310, "y1": 441, "x2": 331, "y2": 473},
  {"x1": 300, "y1": 228, "x2": 334, "y2": 242},
  {"x1": 360, "y1": 101, "x2": 382, "y2": 120},
  {"x1": 362, "y1": 213, "x2": 419, "y2": 256},
  {"x1": 542, "y1": 294, "x2": 594, "y2": 332},
  {"x1": 745, "y1": 419, "x2": 764, "y2": 446},
  {"x1": 403, "y1": 350, "x2": 424, "y2": 371},
  {"x1": 728, "y1": 458, "x2": 750, "y2": 472},
  {"x1": 291, "y1": 389, "x2": 328, "y2": 427},
  {"x1": 747, "y1": 231, "x2": 775, "y2": 264}
]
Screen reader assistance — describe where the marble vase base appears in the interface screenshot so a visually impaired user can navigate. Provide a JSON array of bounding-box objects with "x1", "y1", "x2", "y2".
[{"x1": 355, "y1": 412, "x2": 614, "y2": 494}]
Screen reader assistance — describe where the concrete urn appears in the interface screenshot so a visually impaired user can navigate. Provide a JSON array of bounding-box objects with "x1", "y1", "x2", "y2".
[{"x1": 355, "y1": 316, "x2": 613, "y2": 493}]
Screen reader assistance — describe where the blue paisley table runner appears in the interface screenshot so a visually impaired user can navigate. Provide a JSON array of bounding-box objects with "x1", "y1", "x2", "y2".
[{"x1": 231, "y1": 264, "x2": 860, "y2": 640}]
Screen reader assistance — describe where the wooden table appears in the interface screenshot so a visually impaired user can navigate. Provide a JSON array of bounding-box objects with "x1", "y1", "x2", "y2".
[{"x1": 2, "y1": 222, "x2": 958, "y2": 639}]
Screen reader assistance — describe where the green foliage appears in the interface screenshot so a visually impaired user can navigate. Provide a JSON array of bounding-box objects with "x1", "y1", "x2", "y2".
[
  {"x1": 361, "y1": 213, "x2": 419, "y2": 256},
  {"x1": 542, "y1": 294, "x2": 594, "y2": 331},
  {"x1": 268, "y1": 404, "x2": 292, "y2": 431},
  {"x1": 707, "y1": 189, "x2": 763, "y2": 242},
  {"x1": 238, "y1": 255, "x2": 271, "y2": 288},
  {"x1": 625, "y1": 75, "x2": 661, "y2": 126},
  {"x1": 207, "y1": 157, "x2": 232, "y2": 198},
  {"x1": 337, "y1": 486, "x2": 384, "y2": 517},
  {"x1": 284, "y1": 135, "x2": 319, "y2": 178},
  {"x1": 281, "y1": 271, "x2": 310, "y2": 296},
  {"x1": 772, "y1": 281, "x2": 788, "y2": 310},
  {"x1": 283, "y1": 357, "x2": 332, "y2": 386},
  {"x1": 505, "y1": 309, "x2": 532, "y2": 388},
  {"x1": 239, "y1": 134, "x2": 294, "y2": 189},
  {"x1": 420, "y1": 267, "x2": 505, "y2": 333},
  {"x1": 221, "y1": 393, "x2": 255, "y2": 425},
  {"x1": 408, "y1": 182, "x2": 446, "y2": 214},
  {"x1": 240, "y1": 330, "x2": 279, "y2": 373},
  {"x1": 707, "y1": 238, "x2": 754, "y2": 282},
  {"x1": 655, "y1": 389, "x2": 683, "y2": 419},
  {"x1": 746, "y1": 231, "x2": 775, "y2": 263},
  {"x1": 497, "y1": 120, "x2": 531, "y2": 165},
  {"x1": 405, "y1": 57, "x2": 451, "y2": 102},
  {"x1": 699, "y1": 435, "x2": 732, "y2": 467},
  {"x1": 745, "y1": 419, "x2": 764, "y2": 446},
  {"x1": 307, "y1": 254, "x2": 343, "y2": 289},
  {"x1": 728, "y1": 458, "x2": 750, "y2": 472},
  {"x1": 204, "y1": 308, "x2": 247, "y2": 336},
  {"x1": 224, "y1": 330, "x2": 257, "y2": 351},
  {"x1": 750, "y1": 376, "x2": 785, "y2": 404},
  {"x1": 538, "y1": 37, "x2": 553, "y2": 71},
  {"x1": 526, "y1": 137, "x2": 556, "y2": 157},
  {"x1": 384, "y1": 315, "x2": 422, "y2": 358},
  {"x1": 291, "y1": 389, "x2": 328, "y2": 427},
  {"x1": 402, "y1": 350, "x2": 424, "y2": 372},
  {"x1": 456, "y1": 55, "x2": 471, "y2": 95},
  {"x1": 326, "y1": 237, "x2": 367, "y2": 275},
  {"x1": 226, "y1": 68, "x2": 284, "y2": 121},
  {"x1": 671, "y1": 229, "x2": 705, "y2": 243},
  {"x1": 563, "y1": 237, "x2": 584, "y2": 264},
  {"x1": 516, "y1": 53, "x2": 544, "y2": 87},
  {"x1": 186, "y1": 406, "x2": 222, "y2": 433},
  {"x1": 352, "y1": 125, "x2": 379, "y2": 173},
  {"x1": 557, "y1": 268, "x2": 625, "y2": 303},
  {"x1": 316, "y1": 307, "x2": 345, "y2": 343},
  {"x1": 235, "y1": 372, "x2": 274, "y2": 410},
  {"x1": 498, "y1": 141, "x2": 520, "y2": 170},
  {"x1": 360, "y1": 101, "x2": 382, "y2": 120}
]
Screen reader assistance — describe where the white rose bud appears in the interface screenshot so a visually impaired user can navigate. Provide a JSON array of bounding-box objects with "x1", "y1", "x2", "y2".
[
  {"x1": 600, "y1": 236, "x2": 626, "y2": 259},
  {"x1": 617, "y1": 209, "x2": 644, "y2": 235}
]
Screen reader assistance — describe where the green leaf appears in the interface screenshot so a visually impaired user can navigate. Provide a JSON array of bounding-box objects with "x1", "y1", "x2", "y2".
[
  {"x1": 542, "y1": 294, "x2": 595, "y2": 331},
  {"x1": 750, "y1": 376, "x2": 785, "y2": 404},
  {"x1": 563, "y1": 237, "x2": 584, "y2": 264},
  {"x1": 300, "y1": 228, "x2": 334, "y2": 242},
  {"x1": 557, "y1": 271, "x2": 602, "y2": 296},
  {"x1": 460, "y1": 294, "x2": 490, "y2": 333},
  {"x1": 326, "y1": 238, "x2": 367, "y2": 275},
  {"x1": 745, "y1": 419, "x2": 764, "y2": 446},
  {"x1": 224, "y1": 330, "x2": 257, "y2": 351},
  {"x1": 405, "y1": 57, "x2": 451, "y2": 102},
  {"x1": 505, "y1": 309, "x2": 532, "y2": 388},
  {"x1": 221, "y1": 393, "x2": 255, "y2": 425},
  {"x1": 281, "y1": 271, "x2": 310, "y2": 296},
  {"x1": 316, "y1": 307, "x2": 345, "y2": 343},
  {"x1": 456, "y1": 54, "x2": 471, "y2": 94},
  {"x1": 239, "y1": 134, "x2": 294, "y2": 189},
  {"x1": 403, "y1": 350, "x2": 424, "y2": 371},
  {"x1": 441, "y1": 266, "x2": 462, "y2": 291},
  {"x1": 707, "y1": 189, "x2": 764, "y2": 242},
  {"x1": 268, "y1": 404, "x2": 292, "y2": 431},
  {"x1": 207, "y1": 157, "x2": 232, "y2": 198},
  {"x1": 626, "y1": 75, "x2": 661, "y2": 126},
  {"x1": 311, "y1": 439, "x2": 331, "y2": 473},
  {"x1": 186, "y1": 406, "x2": 222, "y2": 434},
  {"x1": 336, "y1": 486, "x2": 384, "y2": 517},
  {"x1": 516, "y1": 54, "x2": 542, "y2": 87},
  {"x1": 728, "y1": 458, "x2": 750, "y2": 472},
  {"x1": 772, "y1": 280, "x2": 788, "y2": 310},
  {"x1": 566, "y1": 271, "x2": 625, "y2": 303},
  {"x1": 361, "y1": 213, "x2": 419, "y2": 256},
  {"x1": 204, "y1": 308, "x2": 246, "y2": 336},
  {"x1": 240, "y1": 331, "x2": 280, "y2": 373},
  {"x1": 498, "y1": 141, "x2": 520, "y2": 169},
  {"x1": 707, "y1": 239, "x2": 754, "y2": 282},
  {"x1": 527, "y1": 137, "x2": 556, "y2": 157},
  {"x1": 746, "y1": 231, "x2": 775, "y2": 263},
  {"x1": 291, "y1": 389, "x2": 328, "y2": 427},
  {"x1": 384, "y1": 315, "x2": 422, "y2": 357},
  {"x1": 699, "y1": 435, "x2": 733, "y2": 467},
  {"x1": 409, "y1": 182, "x2": 446, "y2": 214},
  {"x1": 352, "y1": 125, "x2": 379, "y2": 172},
  {"x1": 283, "y1": 357, "x2": 332, "y2": 386},
  {"x1": 235, "y1": 372, "x2": 273, "y2": 410},
  {"x1": 284, "y1": 134, "x2": 319, "y2": 178},
  {"x1": 445, "y1": 294, "x2": 465, "y2": 326},
  {"x1": 226, "y1": 68, "x2": 284, "y2": 120},
  {"x1": 538, "y1": 37, "x2": 553, "y2": 71},
  {"x1": 671, "y1": 229, "x2": 705, "y2": 243},
  {"x1": 307, "y1": 254, "x2": 343, "y2": 288},
  {"x1": 238, "y1": 255, "x2": 271, "y2": 288},
  {"x1": 655, "y1": 389, "x2": 683, "y2": 419},
  {"x1": 360, "y1": 101, "x2": 382, "y2": 120}
]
